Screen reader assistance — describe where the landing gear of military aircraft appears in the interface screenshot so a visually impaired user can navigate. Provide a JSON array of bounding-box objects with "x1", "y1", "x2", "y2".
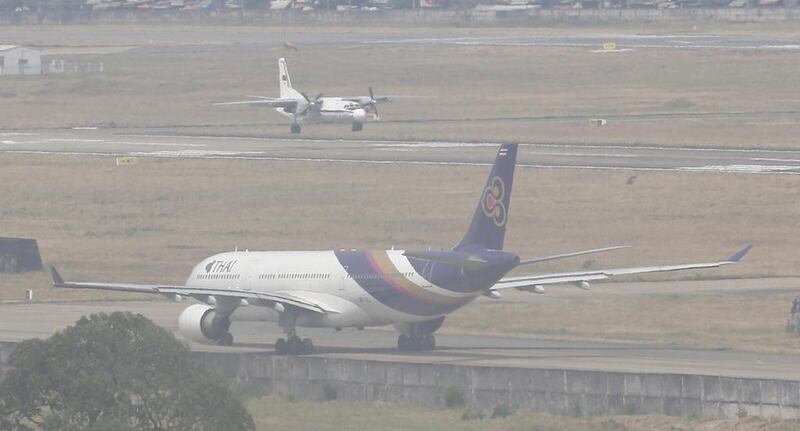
[
  {"x1": 216, "y1": 332, "x2": 234, "y2": 346},
  {"x1": 275, "y1": 336, "x2": 314, "y2": 355},
  {"x1": 397, "y1": 333, "x2": 435, "y2": 351},
  {"x1": 352, "y1": 122, "x2": 363, "y2": 132},
  {"x1": 291, "y1": 124, "x2": 301, "y2": 134}
]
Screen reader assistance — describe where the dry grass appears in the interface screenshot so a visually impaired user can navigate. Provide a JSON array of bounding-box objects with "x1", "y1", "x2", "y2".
[
  {"x1": 446, "y1": 291, "x2": 800, "y2": 353},
  {"x1": 0, "y1": 27, "x2": 799, "y2": 147},
  {"x1": 246, "y1": 397, "x2": 800, "y2": 431},
  {"x1": 0, "y1": 153, "x2": 795, "y2": 297}
]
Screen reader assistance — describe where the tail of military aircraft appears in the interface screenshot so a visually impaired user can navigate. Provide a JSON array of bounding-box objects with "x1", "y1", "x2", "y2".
[
  {"x1": 278, "y1": 58, "x2": 303, "y2": 100},
  {"x1": 453, "y1": 143, "x2": 518, "y2": 252}
]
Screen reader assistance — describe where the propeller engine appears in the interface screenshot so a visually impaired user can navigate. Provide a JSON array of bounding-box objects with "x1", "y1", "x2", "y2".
[
  {"x1": 299, "y1": 92, "x2": 323, "y2": 115},
  {"x1": 361, "y1": 87, "x2": 390, "y2": 120}
]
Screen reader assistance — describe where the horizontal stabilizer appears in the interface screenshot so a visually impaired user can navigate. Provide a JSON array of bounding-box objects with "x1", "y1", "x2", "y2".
[
  {"x1": 518, "y1": 245, "x2": 629, "y2": 266},
  {"x1": 213, "y1": 98, "x2": 298, "y2": 109},
  {"x1": 493, "y1": 244, "x2": 753, "y2": 291},
  {"x1": 403, "y1": 250, "x2": 490, "y2": 269}
]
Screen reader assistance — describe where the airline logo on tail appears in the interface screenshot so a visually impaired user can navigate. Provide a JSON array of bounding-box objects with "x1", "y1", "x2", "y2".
[{"x1": 481, "y1": 176, "x2": 507, "y2": 227}]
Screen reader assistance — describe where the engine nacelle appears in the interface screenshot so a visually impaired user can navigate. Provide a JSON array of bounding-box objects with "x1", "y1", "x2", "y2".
[
  {"x1": 177, "y1": 304, "x2": 230, "y2": 344},
  {"x1": 352, "y1": 108, "x2": 367, "y2": 123}
]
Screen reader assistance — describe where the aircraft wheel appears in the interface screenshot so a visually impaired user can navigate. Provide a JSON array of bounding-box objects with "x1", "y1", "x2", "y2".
[
  {"x1": 422, "y1": 334, "x2": 435, "y2": 351},
  {"x1": 275, "y1": 337, "x2": 288, "y2": 355},
  {"x1": 287, "y1": 336, "x2": 304, "y2": 355},
  {"x1": 397, "y1": 334, "x2": 411, "y2": 351},
  {"x1": 352, "y1": 122, "x2": 363, "y2": 132},
  {"x1": 218, "y1": 333, "x2": 234, "y2": 346},
  {"x1": 302, "y1": 338, "x2": 314, "y2": 355},
  {"x1": 291, "y1": 124, "x2": 301, "y2": 134}
]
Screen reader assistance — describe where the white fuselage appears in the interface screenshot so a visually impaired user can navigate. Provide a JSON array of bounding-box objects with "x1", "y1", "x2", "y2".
[
  {"x1": 277, "y1": 98, "x2": 367, "y2": 124},
  {"x1": 184, "y1": 250, "x2": 481, "y2": 329}
]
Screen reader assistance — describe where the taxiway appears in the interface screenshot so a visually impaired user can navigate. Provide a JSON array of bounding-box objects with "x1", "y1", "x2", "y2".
[{"x1": 1, "y1": 278, "x2": 799, "y2": 381}]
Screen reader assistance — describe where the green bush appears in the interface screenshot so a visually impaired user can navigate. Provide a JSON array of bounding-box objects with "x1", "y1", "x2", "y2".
[
  {"x1": 0, "y1": 312, "x2": 254, "y2": 431},
  {"x1": 444, "y1": 385, "x2": 466, "y2": 408},
  {"x1": 491, "y1": 403, "x2": 514, "y2": 418}
]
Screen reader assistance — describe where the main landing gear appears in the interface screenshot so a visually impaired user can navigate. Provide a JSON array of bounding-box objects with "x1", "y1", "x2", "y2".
[
  {"x1": 397, "y1": 333, "x2": 435, "y2": 351},
  {"x1": 217, "y1": 332, "x2": 234, "y2": 346},
  {"x1": 275, "y1": 309, "x2": 314, "y2": 355},
  {"x1": 291, "y1": 123, "x2": 301, "y2": 134},
  {"x1": 352, "y1": 122, "x2": 363, "y2": 132},
  {"x1": 275, "y1": 335, "x2": 314, "y2": 355}
]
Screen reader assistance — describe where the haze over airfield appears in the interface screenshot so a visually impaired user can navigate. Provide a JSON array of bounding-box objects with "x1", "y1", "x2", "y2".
[
  {"x1": 1, "y1": 22, "x2": 799, "y2": 399},
  {"x1": 4, "y1": 129, "x2": 800, "y2": 174},
  {"x1": 1, "y1": 26, "x2": 799, "y2": 51}
]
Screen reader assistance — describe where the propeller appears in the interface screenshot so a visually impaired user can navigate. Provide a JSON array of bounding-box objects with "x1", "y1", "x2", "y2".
[
  {"x1": 299, "y1": 92, "x2": 323, "y2": 115},
  {"x1": 369, "y1": 87, "x2": 379, "y2": 119}
]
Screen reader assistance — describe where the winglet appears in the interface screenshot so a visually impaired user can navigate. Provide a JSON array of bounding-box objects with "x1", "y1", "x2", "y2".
[
  {"x1": 728, "y1": 244, "x2": 753, "y2": 263},
  {"x1": 50, "y1": 266, "x2": 65, "y2": 287}
]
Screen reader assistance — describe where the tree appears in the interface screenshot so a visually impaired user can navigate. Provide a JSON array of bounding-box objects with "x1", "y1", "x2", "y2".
[{"x1": 0, "y1": 312, "x2": 255, "y2": 431}]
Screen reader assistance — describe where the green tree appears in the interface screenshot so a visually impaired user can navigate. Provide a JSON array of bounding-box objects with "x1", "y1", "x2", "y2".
[{"x1": 0, "y1": 312, "x2": 255, "y2": 431}]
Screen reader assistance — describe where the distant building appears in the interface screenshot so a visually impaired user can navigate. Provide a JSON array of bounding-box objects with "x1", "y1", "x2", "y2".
[
  {"x1": 0, "y1": 45, "x2": 41, "y2": 76},
  {"x1": 471, "y1": 4, "x2": 538, "y2": 22}
]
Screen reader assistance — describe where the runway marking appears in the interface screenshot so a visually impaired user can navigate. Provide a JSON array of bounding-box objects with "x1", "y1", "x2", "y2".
[
  {"x1": 130, "y1": 150, "x2": 265, "y2": 157},
  {"x1": 362, "y1": 36, "x2": 800, "y2": 51},
  {"x1": 679, "y1": 164, "x2": 800, "y2": 174},
  {"x1": 8, "y1": 149, "x2": 800, "y2": 175},
  {"x1": 29, "y1": 138, "x2": 206, "y2": 148},
  {"x1": 751, "y1": 157, "x2": 800, "y2": 163},
  {"x1": 121, "y1": 133, "x2": 800, "y2": 156}
]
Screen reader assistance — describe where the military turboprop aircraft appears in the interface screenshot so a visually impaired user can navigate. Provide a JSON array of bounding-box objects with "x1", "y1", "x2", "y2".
[
  {"x1": 215, "y1": 58, "x2": 391, "y2": 134},
  {"x1": 51, "y1": 144, "x2": 752, "y2": 355}
]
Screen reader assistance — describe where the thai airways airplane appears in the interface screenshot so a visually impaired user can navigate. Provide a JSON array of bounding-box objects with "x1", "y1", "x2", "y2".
[
  {"x1": 214, "y1": 58, "x2": 391, "y2": 134},
  {"x1": 51, "y1": 144, "x2": 751, "y2": 355}
]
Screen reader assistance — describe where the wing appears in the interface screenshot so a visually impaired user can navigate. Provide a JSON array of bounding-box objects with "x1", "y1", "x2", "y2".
[
  {"x1": 50, "y1": 267, "x2": 335, "y2": 314},
  {"x1": 492, "y1": 245, "x2": 753, "y2": 292},
  {"x1": 213, "y1": 98, "x2": 299, "y2": 109},
  {"x1": 518, "y1": 245, "x2": 629, "y2": 265},
  {"x1": 341, "y1": 96, "x2": 392, "y2": 104}
]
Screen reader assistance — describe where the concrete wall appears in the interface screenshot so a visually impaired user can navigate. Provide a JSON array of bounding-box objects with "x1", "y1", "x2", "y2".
[
  {"x1": 1, "y1": 341, "x2": 797, "y2": 419},
  {"x1": 195, "y1": 352, "x2": 800, "y2": 420}
]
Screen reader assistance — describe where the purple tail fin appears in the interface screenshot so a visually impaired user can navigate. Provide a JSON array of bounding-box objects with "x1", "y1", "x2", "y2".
[{"x1": 454, "y1": 144, "x2": 518, "y2": 251}]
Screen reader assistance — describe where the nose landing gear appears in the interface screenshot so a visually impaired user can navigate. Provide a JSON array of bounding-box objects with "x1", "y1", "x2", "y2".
[{"x1": 274, "y1": 309, "x2": 313, "y2": 355}]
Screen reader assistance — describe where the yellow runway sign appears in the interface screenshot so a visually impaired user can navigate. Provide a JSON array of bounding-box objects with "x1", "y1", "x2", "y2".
[{"x1": 115, "y1": 157, "x2": 137, "y2": 166}]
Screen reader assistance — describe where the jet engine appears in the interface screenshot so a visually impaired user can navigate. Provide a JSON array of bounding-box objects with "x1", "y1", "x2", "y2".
[
  {"x1": 416, "y1": 316, "x2": 445, "y2": 334},
  {"x1": 177, "y1": 304, "x2": 231, "y2": 345}
]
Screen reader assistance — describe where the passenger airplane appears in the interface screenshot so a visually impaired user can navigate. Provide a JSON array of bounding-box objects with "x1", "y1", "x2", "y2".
[
  {"x1": 51, "y1": 144, "x2": 752, "y2": 355},
  {"x1": 214, "y1": 58, "x2": 391, "y2": 134}
]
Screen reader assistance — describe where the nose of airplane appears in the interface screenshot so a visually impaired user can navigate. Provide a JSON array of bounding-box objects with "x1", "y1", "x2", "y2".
[{"x1": 352, "y1": 108, "x2": 367, "y2": 123}]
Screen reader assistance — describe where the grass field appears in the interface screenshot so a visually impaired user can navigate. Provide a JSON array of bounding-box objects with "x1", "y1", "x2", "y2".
[
  {"x1": 245, "y1": 397, "x2": 800, "y2": 431},
  {"x1": 1, "y1": 154, "x2": 798, "y2": 352},
  {"x1": 0, "y1": 25, "x2": 799, "y2": 148},
  {"x1": 1, "y1": 24, "x2": 799, "y2": 353},
  {"x1": 449, "y1": 290, "x2": 800, "y2": 353}
]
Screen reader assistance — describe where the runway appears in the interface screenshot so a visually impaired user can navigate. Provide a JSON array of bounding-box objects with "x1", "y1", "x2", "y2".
[
  {"x1": 1, "y1": 27, "x2": 798, "y2": 51},
  {"x1": 3, "y1": 129, "x2": 800, "y2": 174},
  {"x1": 362, "y1": 33, "x2": 800, "y2": 51},
  {"x1": 1, "y1": 288, "x2": 799, "y2": 381}
]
